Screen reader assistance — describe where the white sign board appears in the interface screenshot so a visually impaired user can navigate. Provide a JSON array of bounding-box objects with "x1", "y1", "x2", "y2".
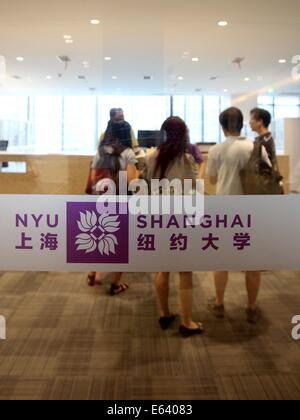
[{"x1": 0, "y1": 195, "x2": 299, "y2": 272}]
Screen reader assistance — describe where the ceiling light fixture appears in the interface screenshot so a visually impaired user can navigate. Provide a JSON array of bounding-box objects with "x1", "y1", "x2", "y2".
[
  {"x1": 112, "y1": 76, "x2": 118, "y2": 80},
  {"x1": 279, "y1": 59, "x2": 287, "y2": 64},
  {"x1": 218, "y1": 21, "x2": 228, "y2": 27},
  {"x1": 192, "y1": 57, "x2": 199, "y2": 62},
  {"x1": 64, "y1": 35, "x2": 72, "y2": 40},
  {"x1": 90, "y1": 19, "x2": 100, "y2": 25},
  {"x1": 16, "y1": 57, "x2": 24, "y2": 62},
  {"x1": 46, "y1": 75, "x2": 52, "y2": 80},
  {"x1": 178, "y1": 76, "x2": 184, "y2": 81},
  {"x1": 65, "y1": 39, "x2": 74, "y2": 44},
  {"x1": 104, "y1": 57, "x2": 112, "y2": 61},
  {"x1": 244, "y1": 77, "x2": 250, "y2": 82}
]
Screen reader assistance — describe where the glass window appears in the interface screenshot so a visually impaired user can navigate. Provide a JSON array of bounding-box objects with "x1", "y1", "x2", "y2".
[
  {"x1": 31, "y1": 96, "x2": 63, "y2": 153},
  {"x1": 258, "y1": 95, "x2": 300, "y2": 120},
  {"x1": 203, "y1": 96, "x2": 221, "y2": 143},
  {"x1": 172, "y1": 96, "x2": 185, "y2": 120},
  {"x1": 97, "y1": 96, "x2": 170, "y2": 141},
  {"x1": 257, "y1": 95, "x2": 274, "y2": 106},
  {"x1": 0, "y1": 96, "x2": 30, "y2": 149},
  {"x1": 63, "y1": 96, "x2": 97, "y2": 153},
  {"x1": 0, "y1": 96, "x2": 28, "y2": 121}
]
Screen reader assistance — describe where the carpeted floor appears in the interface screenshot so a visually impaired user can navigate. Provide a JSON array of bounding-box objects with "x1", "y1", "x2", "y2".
[{"x1": 0, "y1": 270, "x2": 300, "y2": 400}]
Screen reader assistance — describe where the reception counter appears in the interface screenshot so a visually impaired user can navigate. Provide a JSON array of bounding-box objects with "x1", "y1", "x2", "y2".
[{"x1": 0, "y1": 152, "x2": 290, "y2": 195}]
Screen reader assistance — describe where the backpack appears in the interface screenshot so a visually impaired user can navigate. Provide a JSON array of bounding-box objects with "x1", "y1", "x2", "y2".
[
  {"x1": 240, "y1": 141, "x2": 284, "y2": 195},
  {"x1": 85, "y1": 149, "x2": 120, "y2": 195}
]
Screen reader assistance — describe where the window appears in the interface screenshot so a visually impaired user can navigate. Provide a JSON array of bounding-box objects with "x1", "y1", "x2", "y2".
[
  {"x1": 97, "y1": 96, "x2": 170, "y2": 139},
  {"x1": 63, "y1": 96, "x2": 97, "y2": 153},
  {"x1": 0, "y1": 96, "x2": 28, "y2": 121},
  {"x1": 258, "y1": 96, "x2": 300, "y2": 119},
  {"x1": 31, "y1": 96, "x2": 63, "y2": 153},
  {"x1": 0, "y1": 96, "x2": 29, "y2": 148},
  {"x1": 173, "y1": 95, "x2": 229, "y2": 143}
]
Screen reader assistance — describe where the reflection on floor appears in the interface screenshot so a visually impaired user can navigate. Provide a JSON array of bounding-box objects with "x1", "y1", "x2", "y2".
[{"x1": 0, "y1": 271, "x2": 300, "y2": 400}]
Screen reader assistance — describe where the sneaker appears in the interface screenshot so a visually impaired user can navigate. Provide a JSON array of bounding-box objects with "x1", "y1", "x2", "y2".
[
  {"x1": 208, "y1": 298, "x2": 225, "y2": 319},
  {"x1": 246, "y1": 307, "x2": 261, "y2": 324}
]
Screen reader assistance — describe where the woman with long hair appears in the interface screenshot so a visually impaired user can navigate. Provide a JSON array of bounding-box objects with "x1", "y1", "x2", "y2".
[
  {"x1": 146, "y1": 117, "x2": 204, "y2": 337},
  {"x1": 88, "y1": 121, "x2": 137, "y2": 295}
]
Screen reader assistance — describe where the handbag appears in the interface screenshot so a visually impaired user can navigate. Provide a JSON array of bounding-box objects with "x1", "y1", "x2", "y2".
[{"x1": 240, "y1": 142, "x2": 284, "y2": 195}]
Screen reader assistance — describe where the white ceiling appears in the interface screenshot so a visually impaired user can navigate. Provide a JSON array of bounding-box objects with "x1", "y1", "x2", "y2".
[{"x1": 1, "y1": 0, "x2": 300, "y2": 96}]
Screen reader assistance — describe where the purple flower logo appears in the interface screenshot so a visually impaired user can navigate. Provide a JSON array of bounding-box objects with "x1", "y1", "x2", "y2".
[{"x1": 67, "y1": 203, "x2": 129, "y2": 264}]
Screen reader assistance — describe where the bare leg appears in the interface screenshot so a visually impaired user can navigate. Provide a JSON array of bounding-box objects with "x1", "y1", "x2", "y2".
[
  {"x1": 214, "y1": 271, "x2": 229, "y2": 305},
  {"x1": 246, "y1": 271, "x2": 261, "y2": 310},
  {"x1": 112, "y1": 272, "x2": 123, "y2": 286},
  {"x1": 95, "y1": 272, "x2": 103, "y2": 283},
  {"x1": 155, "y1": 272, "x2": 171, "y2": 317},
  {"x1": 179, "y1": 272, "x2": 199, "y2": 329}
]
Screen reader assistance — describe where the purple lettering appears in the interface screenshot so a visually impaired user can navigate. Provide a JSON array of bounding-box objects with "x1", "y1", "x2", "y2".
[
  {"x1": 231, "y1": 215, "x2": 244, "y2": 228},
  {"x1": 31, "y1": 214, "x2": 43, "y2": 228},
  {"x1": 137, "y1": 215, "x2": 147, "y2": 229},
  {"x1": 166, "y1": 216, "x2": 180, "y2": 229},
  {"x1": 16, "y1": 214, "x2": 27, "y2": 228},
  {"x1": 47, "y1": 215, "x2": 59, "y2": 228}
]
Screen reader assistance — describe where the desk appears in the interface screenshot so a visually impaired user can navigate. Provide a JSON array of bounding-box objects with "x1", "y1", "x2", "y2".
[{"x1": 0, "y1": 152, "x2": 290, "y2": 195}]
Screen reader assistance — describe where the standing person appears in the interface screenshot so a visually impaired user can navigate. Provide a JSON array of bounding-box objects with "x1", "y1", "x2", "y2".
[
  {"x1": 206, "y1": 107, "x2": 268, "y2": 324},
  {"x1": 99, "y1": 108, "x2": 139, "y2": 149},
  {"x1": 88, "y1": 121, "x2": 138, "y2": 295},
  {"x1": 146, "y1": 117, "x2": 204, "y2": 337},
  {"x1": 250, "y1": 108, "x2": 278, "y2": 168}
]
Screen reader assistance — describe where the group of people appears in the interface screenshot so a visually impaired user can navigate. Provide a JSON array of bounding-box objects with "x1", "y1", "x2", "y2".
[{"x1": 87, "y1": 105, "x2": 279, "y2": 338}]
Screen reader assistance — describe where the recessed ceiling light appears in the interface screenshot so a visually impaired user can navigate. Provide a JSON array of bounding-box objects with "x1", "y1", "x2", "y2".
[
  {"x1": 244, "y1": 77, "x2": 250, "y2": 82},
  {"x1": 192, "y1": 57, "x2": 199, "y2": 62},
  {"x1": 16, "y1": 57, "x2": 24, "y2": 62},
  {"x1": 224, "y1": 89, "x2": 229, "y2": 93},
  {"x1": 104, "y1": 57, "x2": 112, "y2": 61},
  {"x1": 279, "y1": 59, "x2": 287, "y2": 64},
  {"x1": 64, "y1": 35, "x2": 72, "y2": 40},
  {"x1": 178, "y1": 76, "x2": 184, "y2": 81},
  {"x1": 46, "y1": 75, "x2": 52, "y2": 80},
  {"x1": 218, "y1": 21, "x2": 228, "y2": 27},
  {"x1": 90, "y1": 19, "x2": 100, "y2": 25},
  {"x1": 112, "y1": 76, "x2": 118, "y2": 80},
  {"x1": 65, "y1": 39, "x2": 74, "y2": 44}
]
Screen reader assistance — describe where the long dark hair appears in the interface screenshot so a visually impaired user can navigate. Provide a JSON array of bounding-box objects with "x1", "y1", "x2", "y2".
[
  {"x1": 98, "y1": 121, "x2": 132, "y2": 175},
  {"x1": 154, "y1": 117, "x2": 189, "y2": 179}
]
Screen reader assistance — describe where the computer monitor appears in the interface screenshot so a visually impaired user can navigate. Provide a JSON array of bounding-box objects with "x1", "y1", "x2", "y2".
[
  {"x1": 0, "y1": 140, "x2": 8, "y2": 151},
  {"x1": 138, "y1": 131, "x2": 163, "y2": 148}
]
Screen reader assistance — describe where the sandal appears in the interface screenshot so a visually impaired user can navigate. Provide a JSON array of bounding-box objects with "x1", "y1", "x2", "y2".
[
  {"x1": 159, "y1": 315, "x2": 178, "y2": 330},
  {"x1": 179, "y1": 323, "x2": 204, "y2": 338},
  {"x1": 87, "y1": 273, "x2": 96, "y2": 287},
  {"x1": 110, "y1": 283, "x2": 129, "y2": 296}
]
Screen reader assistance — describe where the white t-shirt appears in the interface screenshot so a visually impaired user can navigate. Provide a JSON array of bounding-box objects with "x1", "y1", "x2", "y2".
[{"x1": 206, "y1": 137, "x2": 270, "y2": 196}]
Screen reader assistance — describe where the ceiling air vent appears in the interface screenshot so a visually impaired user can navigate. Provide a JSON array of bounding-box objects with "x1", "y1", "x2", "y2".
[
  {"x1": 57, "y1": 56, "x2": 71, "y2": 64},
  {"x1": 56, "y1": 56, "x2": 71, "y2": 72}
]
